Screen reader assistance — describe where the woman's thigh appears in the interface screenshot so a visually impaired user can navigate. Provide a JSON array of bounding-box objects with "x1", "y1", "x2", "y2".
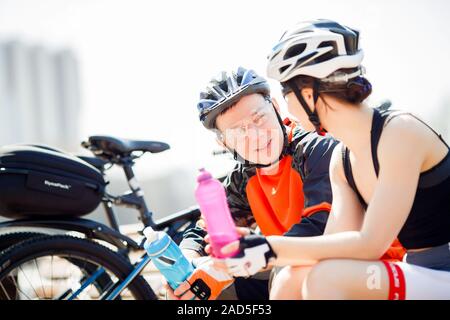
[{"x1": 303, "y1": 259, "x2": 390, "y2": 300}]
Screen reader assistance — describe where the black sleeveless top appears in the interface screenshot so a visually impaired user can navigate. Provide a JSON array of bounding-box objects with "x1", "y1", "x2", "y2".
[{"x1": 341, "y1": 102, "x2": 450, "y2": 250}]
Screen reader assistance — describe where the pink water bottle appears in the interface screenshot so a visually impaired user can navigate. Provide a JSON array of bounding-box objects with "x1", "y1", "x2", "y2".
[{"x1": 195, "y1": 168, "x2": 239, "y2": 258}]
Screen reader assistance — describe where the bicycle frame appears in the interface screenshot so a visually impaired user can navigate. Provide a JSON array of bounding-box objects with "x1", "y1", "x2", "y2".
[
  {"x1": 64, "y1": 157, "x2": 202, "y2": 300},
  {"x1": 91, "y1": 158, "x2": 201, "y2": 299},
  {"x1": 100, "y1": 155, "x2": 157, "y2": 231},
  {"x1": 103, "y1": 254, "x2": 153, "y2": 300},
  {"x1": 0, "y1": 151, "x2": 202, "y2": 300}
]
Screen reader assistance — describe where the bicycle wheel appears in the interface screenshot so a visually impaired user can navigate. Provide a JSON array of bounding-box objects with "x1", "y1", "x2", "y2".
[
  {"x1": 0, "y1": 235, "x2": 157, "y2": 300},
  {"x1": 0, "y1": 232, "x2": 45, "y2": 253}
]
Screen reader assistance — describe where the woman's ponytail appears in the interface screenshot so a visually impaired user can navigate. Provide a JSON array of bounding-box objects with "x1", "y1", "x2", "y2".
[{"x1": 345, "y1": 76, "x2": 372, "y2": 103}]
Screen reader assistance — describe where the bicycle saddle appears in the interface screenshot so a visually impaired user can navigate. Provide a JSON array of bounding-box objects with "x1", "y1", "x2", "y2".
[{"x1": 85, "y1": 135, "x2": 170, "y2": 156}]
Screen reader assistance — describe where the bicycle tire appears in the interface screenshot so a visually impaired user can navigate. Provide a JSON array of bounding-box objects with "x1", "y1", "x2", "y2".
[
  {"x1": 0, "y1": 235, "x2": 157, "y2": 300},
  {"x1": 0, "y1": 232, "x2": 45, "y2": 253}
]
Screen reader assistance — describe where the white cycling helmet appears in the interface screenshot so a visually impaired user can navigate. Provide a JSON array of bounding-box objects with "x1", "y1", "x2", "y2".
[
  {"x1": 266, "y1": 19, "x2": 368, "y2": 135},
  {"x1": 267, "y1": 19, "x2": 364, "y2": 83}
]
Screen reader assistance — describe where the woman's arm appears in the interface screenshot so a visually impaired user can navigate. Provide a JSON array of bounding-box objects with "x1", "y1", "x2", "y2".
[
  {"x1": 267, "y1": 119, "x2": 424, "y2": 266},
  {"x1": 323, "y1": 143, "x2": 364, "y2": 235}
]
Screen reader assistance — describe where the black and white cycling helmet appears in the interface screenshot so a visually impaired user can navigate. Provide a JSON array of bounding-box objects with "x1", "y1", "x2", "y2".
[
  {"x1": 267, "y1": 19, "x2": 364, "y2": 83},
  {"x1": 197, "y1": 67, "x2": 270, "y2": 130},
  {"x1": 266, "y1": 19, "x2": 366, "y2": 135},
  {"x1": 197, "y1": 67, "x2": 291, "y2": 168}
]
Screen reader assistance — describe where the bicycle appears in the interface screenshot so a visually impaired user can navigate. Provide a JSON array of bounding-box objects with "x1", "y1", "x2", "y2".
[{"x1": 0, "y1": 135, "x2": 205, "y2": 300}]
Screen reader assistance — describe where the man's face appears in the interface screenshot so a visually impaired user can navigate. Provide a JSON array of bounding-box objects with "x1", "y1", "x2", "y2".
[{"x1": 215, "y1": 93, "x2": 284, "y2": 165}]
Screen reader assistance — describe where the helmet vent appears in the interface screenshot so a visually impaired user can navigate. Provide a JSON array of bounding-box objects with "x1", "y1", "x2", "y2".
[
  {"x1": 329, "y1": 29, "x2": 358, "y2": 54},
  {"x1": 294, "y1": 51, "x2": 318, "y2": 69},
  {"x1": 315, "y1": 41, "x2": 339, "y2": 63},
  {"x1": 279, "y1": 65, "x2": 289, "y2": 73},
  {"x1": 283, "y1": 43, "x2": 307, "y2": 59},
  {"x1": 218, "y1": 82, "x2": 228, "y2": 92}
]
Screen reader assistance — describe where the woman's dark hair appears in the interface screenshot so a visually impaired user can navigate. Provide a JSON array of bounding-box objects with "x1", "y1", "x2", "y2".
[{"x1": 282, "y1": 72, "x2": 372, "y2": 104}]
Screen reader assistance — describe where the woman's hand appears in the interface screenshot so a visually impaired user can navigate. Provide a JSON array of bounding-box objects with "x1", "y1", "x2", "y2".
[
  {"x1": 213, "y1": 234, "x2": 277, "y2": 278},
  {"x1": 204, "y1": 227, "x2": 253, "y2": 256}
]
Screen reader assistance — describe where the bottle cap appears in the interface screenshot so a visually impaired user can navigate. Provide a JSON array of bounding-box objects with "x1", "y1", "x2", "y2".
[
  {"x1": 197, "y1": 168, "x2": 212, "y2": 182},
  {"x1": 143, "y1": 227, "x2": 157, "y2": 243}
]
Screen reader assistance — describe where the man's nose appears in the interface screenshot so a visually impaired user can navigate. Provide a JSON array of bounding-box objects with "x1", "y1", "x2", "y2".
[{"x1": 245, "y1": 127, "x2": 263, "y2": 141}]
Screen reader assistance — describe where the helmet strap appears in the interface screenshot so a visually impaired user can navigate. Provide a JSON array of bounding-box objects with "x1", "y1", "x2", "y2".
[{"x1": 287, "y1": 79, "x2": 327, "y2": 136}]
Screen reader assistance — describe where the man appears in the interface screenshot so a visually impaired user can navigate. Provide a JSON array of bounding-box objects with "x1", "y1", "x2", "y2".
[{"x1": 165, "y1": 66, "x2": 338, "y2": 300}]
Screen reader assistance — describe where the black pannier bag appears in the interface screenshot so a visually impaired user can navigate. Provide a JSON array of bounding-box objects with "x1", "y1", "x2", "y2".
[{"x1": 0, "y1": 144, "x2": 107, "y2": 219}]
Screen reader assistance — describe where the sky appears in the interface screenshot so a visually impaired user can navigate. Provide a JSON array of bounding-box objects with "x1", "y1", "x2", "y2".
[{"x1": 1, "y1": 0, "x2": 449, "y2": 179}]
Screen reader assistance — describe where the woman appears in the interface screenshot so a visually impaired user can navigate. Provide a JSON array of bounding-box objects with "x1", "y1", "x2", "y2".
[{"x1": 214, "y1": 19, "x2": 450, "y2": 299}]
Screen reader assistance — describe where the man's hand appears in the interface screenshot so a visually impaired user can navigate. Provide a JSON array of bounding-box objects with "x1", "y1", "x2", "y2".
[
  {"x1": 163, "y1": 278, "x2": 198, "y2": 300},
  {"x1": 163, "y1": 256, "x2": 234, "y2": 300}
]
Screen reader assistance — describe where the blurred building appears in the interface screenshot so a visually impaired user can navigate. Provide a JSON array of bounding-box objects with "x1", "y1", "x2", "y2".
[
  {"x1": 0, "y1": 39, "x2": 208, "y2": 226},
  {"x1": 0, "y1": 40, "x2": 81, "y2": 151}
]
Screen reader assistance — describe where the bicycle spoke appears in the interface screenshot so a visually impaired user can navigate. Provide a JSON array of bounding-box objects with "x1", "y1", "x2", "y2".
[
  {"x1": 33, "y1": 258, "x2": 46, "y2": 299},
  {"x1": 9, "y1": 275, "x2": 33, "y2": 300},
  {"x1": 99, "y1": 277, "x2": 119, "y2": 300},
  {"x1": 66, "y1": 254, "x2": 77, "y2": 299},
  {"x1": 51, "y1": 255, "x2": 54, "y2": 300},
  {"x1": 10, "y1": 276, "x2": 20, "y2": 300},
  {"x1": 56, "y1": 289, "x2": 73, "y2": 300},
  {"x1": 78, "y1": 258, "x2": 90, "y2": 299},
  {"x1": 0, "y1": 280, "x2": 11, "y2": 300},
  {"x1": 81, "y1": 259, "x2": 88, "y2": 289},
  {"x1": 18, "y1": 264, "x2": 40, "y2": 299},
  {"x1": 68, "y1": 267, "x2": 105, "y2": 300}
]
